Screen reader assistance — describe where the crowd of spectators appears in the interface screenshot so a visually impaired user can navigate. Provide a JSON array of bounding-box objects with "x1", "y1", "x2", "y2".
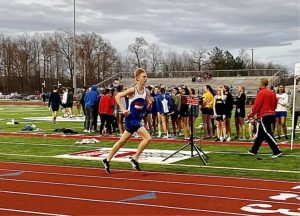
[{"x1": 46, "y1": 78, "x2": 300, "y2": 142}]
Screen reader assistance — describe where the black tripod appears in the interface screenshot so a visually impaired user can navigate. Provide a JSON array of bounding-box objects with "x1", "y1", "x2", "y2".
[{"x1": 162, "y1": 96, "x2": 209, "y2": 165}]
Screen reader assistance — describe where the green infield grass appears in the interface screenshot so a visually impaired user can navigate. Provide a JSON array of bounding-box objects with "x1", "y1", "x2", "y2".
[{"x1": 0, "y1": 104, "x2": 299, "y2": 181}]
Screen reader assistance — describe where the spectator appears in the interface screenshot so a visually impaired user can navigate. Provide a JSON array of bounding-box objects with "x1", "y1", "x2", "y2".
[
  {"x1": 99, "y1": 88, "x2": 115, "y2": 135},
  {"x1": 66, "y1": 87, "x2": 74, "y2": 118},
  {"x1": 201, "y1": 85, "x2": 215, "y2": 139},
  {"x1": 275, "y1": 84, "x2": 289, "y2": 140},
  {"x1": 179, "y1": 87, "x2": 190, "y2": 140},
  {"x1": 116, "y1": 86, "x2": 127, "y2": 135},
  {"x1": 84, "y1": 85, "x2": 99, "y2": 133},
  {"x1": 152, "y1": 86, "x2": 160, "y2": 137},
  {"x1": 48, "y1": 85, "x2": 61, "y2": 124},
  {"x1": 224, "y1": 85, "x2": 234, "y2": 141},
  {"x1": 143, "y1": 86, "x2": 154, "y2": 136},
  {"x1": 80, "y1": 87, "x2": 87, "y2": 117},
  {"x1": 189, "y1": 88, "x2": 199, "y2": 139},
  {"x1": 170, "y1": 87, "x2": 181, "y2": 137},
  {"x1": 156, "y1": 86, "x2": 174, "y2": 138},
  {"x1": 247, "y1": 78, "x2": 282, "y2": 158},
  {"x1": 61, "y1": 87, "x2": 68, "y2": 117},
  {"x1": 213, "y1": 87, "x2": 226, "y2": 142},
  {"x1": 76, "y1": 88, "x2": 83, "y2": 116},
  {"x1": 41, "y1": 92, "x2": 47, "y2": 104},
  {"x1": 234, "y1": 85, "x2": 247, "y2": 140}
]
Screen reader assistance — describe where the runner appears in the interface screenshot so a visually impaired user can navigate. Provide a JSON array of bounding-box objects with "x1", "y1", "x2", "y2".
[{"x1": 102, "y1": 68, "x2": 152, "y2": 174}]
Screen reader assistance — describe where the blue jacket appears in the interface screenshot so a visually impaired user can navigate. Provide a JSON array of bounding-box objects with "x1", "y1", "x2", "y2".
[
  {"x1": 84, "y1": 85, "x2": 99, "y2": 108},
  {"x1": 156, "y1": 93, "x2": 174, "y2": 114}
]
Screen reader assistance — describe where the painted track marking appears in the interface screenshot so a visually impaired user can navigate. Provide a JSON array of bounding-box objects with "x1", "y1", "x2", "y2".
[{"x1": 0, "y1": 168, "x2": 296, "y2": 194}]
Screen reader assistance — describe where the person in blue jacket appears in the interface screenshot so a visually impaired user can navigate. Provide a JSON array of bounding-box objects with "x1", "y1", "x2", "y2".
[
  {"x1": 156, "y1": 86, "x2": 174, "y2": 138},
  {"x1": 84, "y1": 85, "x2": 99, "y2": 133}
]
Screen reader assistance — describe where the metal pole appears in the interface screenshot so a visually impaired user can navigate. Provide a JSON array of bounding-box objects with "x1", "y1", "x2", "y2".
[
  {"x1": 291, "y1": 75, "x2": 297, "y2": 150},
  {"x1": 251, "y1": 49, "x2": 254, "y2": 69},
  {"x1": 291, "y1": 63, "x2": 300, "y2": 150},
  {"x1": 73, "y1": 0, "x2": 77, "y2": 92}
]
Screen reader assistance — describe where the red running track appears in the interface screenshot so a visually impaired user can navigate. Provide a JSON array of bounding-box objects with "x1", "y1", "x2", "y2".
[{"x1": 0, "y1": 161, "x2": 299, "y2": 215}]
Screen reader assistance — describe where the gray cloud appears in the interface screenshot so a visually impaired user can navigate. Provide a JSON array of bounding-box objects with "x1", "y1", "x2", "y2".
[{"x1": 0, "y1": 0, "x2": 299, "y2": 66}]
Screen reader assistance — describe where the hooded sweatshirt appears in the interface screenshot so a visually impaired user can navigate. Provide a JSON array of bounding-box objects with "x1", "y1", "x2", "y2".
[{"x1": 84, "y1": 85, "x2": 99, "y2": 108}]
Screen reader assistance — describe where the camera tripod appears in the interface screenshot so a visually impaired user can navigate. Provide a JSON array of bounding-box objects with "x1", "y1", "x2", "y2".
[{"x1": 162, "y1": 97, "x2": 209, "y2": 165}]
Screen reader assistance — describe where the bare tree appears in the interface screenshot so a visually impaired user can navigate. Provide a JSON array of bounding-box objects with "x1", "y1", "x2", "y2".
[
  {"x1": 147, "y1": 43, "x2": 163, "y2": 73},
  {"x1": 181, "y1": 51, "x2": 194, "y2": 71},
  {"x1": 128, "y1": 37, "x2": 148, "y2": 69},
  {"x1": 238, "y1": 48, "x2": 251, "y2": 68},
  {"x1": 55, "y1": 30, "x2": 75, "y2": 87},
  {"x1": 190, "y1": 46, "x2": 207, "y2": 71}
]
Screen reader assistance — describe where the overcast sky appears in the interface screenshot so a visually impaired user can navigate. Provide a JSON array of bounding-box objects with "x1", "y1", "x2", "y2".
[{"x1": 0, "y1": 0, "x2": 299, "y2": 69}]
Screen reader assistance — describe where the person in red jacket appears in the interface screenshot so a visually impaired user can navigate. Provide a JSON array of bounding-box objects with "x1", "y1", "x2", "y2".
[
  {"x1": 247, "y1": 78, "x2": 282, "y2": 158},
  {"x1": 98, "y1": 88, "x2": 115, "y2": 135}
]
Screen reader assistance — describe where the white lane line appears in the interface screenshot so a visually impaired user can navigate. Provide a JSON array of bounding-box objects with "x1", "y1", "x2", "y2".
[
  {"x1": 0, "y1": 190, "x2": 261, "y2": 216},
  {"x1": 0, "y1": 161, "x2": 299, "y2": 184},
  {"x1": 0, "y1": 168, "x2": 296, "y2": 194},
  {"x1": 0, "y1": 155, "x2": 298, "y2": 174},
  {"x1": 0, "y1": 208, "x2": 69, "y2": 216},
  {"x1": 0, "y1": 177, "x2": 298, "y2": 206}
]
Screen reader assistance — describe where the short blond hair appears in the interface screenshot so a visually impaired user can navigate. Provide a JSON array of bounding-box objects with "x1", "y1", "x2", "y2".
[
  {"x1": 260, "y1": 78, "x2": 269, "y2": 87},
  {"x1": 134, "y1": 68, "x2": 146, "y2": 80}
]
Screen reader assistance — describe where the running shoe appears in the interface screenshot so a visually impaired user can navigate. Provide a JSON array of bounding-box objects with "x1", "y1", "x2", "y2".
[
  {"x1": 102, "y1": 158, "x2": 111, "y2": 174},
  {"x1": 129, "y1": 157, "x2": 141, "y2": 171},
  {"x1": 271, "y1": 152, "x2": 283, "y2": 158},
  {"x1": 247, "y1": 150, "x2": 257, "y2": 156}
]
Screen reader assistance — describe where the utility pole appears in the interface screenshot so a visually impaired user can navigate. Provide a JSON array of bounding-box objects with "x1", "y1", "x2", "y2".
[
  {"x1": 250, "y1": 49, "x2": 254, "y2": 69},
  {"x1": 73, "y1": 0, "x2": 77, "y2": 92}
]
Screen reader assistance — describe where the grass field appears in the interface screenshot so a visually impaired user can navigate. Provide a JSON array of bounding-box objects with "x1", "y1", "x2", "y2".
[{"x1": 0, "y1": 103, "x2": 299, "y2": 181}]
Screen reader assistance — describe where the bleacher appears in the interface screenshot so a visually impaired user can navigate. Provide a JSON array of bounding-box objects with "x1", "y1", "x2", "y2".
[{"x1": 121, "y1": 76, "x2": 274, "y2": 97}]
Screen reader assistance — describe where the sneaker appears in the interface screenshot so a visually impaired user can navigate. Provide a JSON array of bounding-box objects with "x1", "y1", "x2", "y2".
[
  {"x1": 241, "y1": 137, "x2": 247, "y2": 141},
  {"x1": 271, "y1": 152, "x2": 283, "y2": 158},
  {"x1": 215, "y1": 138, "x2": 220, "y2": 142},
  {"x1": 102, "y1": 159, "x2": 111, "y2": 174},
  {"x1": 129, "y1": 157, "x2": 141, "y2": 171},
  {"x1": 83, "y1": 129, "x2": 88, "y2": 133},
  {"x1": 247, "y1": 150, "x2": 257, "y2": 156},
  {"x1": 226, "y1": 137, "x2": 231, "y2": 142},
  {"x1": 162, "y1": 135, "x2": 169, "y2": 139}
]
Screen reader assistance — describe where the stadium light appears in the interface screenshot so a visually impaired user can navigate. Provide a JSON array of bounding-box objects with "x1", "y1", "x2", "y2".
[{"x1": 72, "y1": 0, "x2": 77, "y2": 92}]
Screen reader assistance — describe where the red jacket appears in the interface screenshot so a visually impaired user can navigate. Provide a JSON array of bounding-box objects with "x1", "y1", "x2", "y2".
[
  {"x1": 248, "y1": 86, "x2": 277, "y2": 119},
  {"x1": 98, "y1": 95, "x2": 115, "y2": 115}
]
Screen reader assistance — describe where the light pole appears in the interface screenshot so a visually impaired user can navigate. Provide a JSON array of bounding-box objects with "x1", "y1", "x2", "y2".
[
  {"x1": 42, "y1": 80, "x2": 46, "y2": 93},
  {"x1": 73, "y1": 0, "x2": 77, "y2": 92},
  {"x1": 250, "y1": 49, "x2": 254, "y2": 69}
]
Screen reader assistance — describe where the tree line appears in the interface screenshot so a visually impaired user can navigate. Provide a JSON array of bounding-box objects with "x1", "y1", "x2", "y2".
[{"x1": 0, "y1": 30, "x2": 287, "y2": 94}]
